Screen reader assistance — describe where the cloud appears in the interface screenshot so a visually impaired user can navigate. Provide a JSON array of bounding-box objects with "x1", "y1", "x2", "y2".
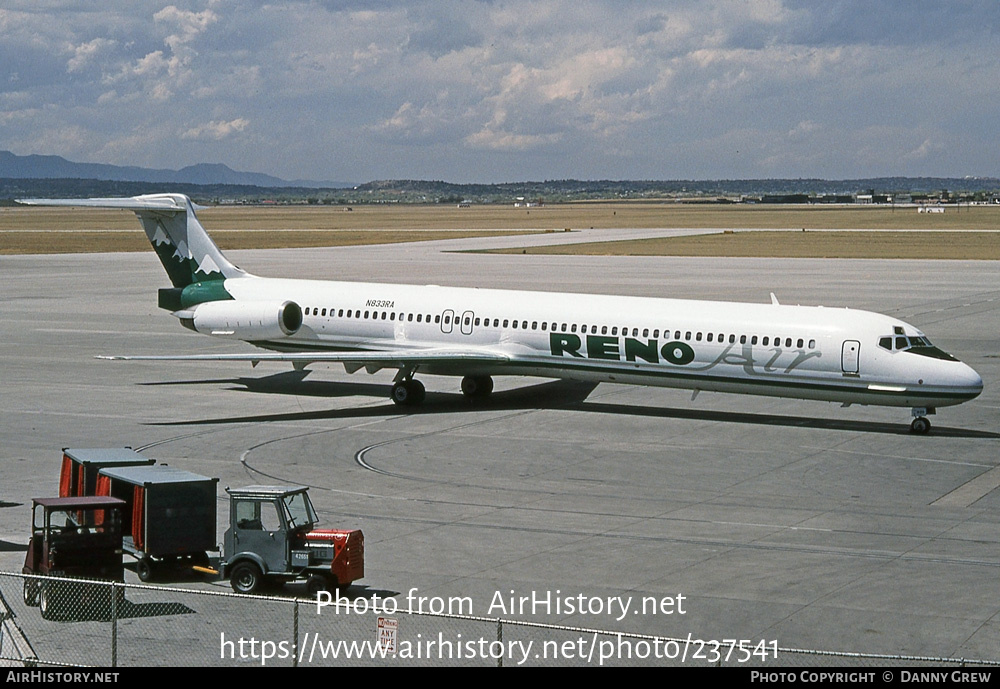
[
  {"x1": 66, "y1": 37, "x2": 116, "y2": 73},
  {"x1": 5, "y1": 1, "x2": 1000, "y2": 181},
  {"x1": 464, "y1": 127, "x2": 563, "y2": 152},
  {"x1": 181, "y1": 118, "x2": 250, "y2": 140},
  {"x1": 153, "y1": 5, "x2": 219, "y2": 51}
]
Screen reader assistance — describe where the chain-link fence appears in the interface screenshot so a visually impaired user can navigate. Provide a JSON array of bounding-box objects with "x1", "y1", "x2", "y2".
[{"x1": 2, "y1": 571, "x2": 999, "y2": 668}]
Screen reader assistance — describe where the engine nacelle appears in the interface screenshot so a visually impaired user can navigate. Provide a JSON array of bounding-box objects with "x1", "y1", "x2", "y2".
[{"x1": 181, "y1": 300, "x2": 302, "y2": 340}]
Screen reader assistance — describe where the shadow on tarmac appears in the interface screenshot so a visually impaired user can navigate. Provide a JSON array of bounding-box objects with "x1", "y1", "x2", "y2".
[{"x1": 140, "y1": 371, "x2": 999, "y2": 439}]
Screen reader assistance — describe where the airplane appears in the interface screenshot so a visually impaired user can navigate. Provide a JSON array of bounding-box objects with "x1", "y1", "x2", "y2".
[{"x1": 17, "y1": 193, "x2": 983, "y2": 434}]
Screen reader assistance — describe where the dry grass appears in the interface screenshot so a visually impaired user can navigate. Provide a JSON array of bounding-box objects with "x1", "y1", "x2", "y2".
[{"x1": 1, "y1": 202, "x2": 998, "y2": 258}]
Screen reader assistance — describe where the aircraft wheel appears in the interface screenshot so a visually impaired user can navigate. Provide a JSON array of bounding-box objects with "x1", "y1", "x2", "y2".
[
  {"x1": 910, "y1": 417, "x2": 931, "y2": 434},
  {"x1": 461, "y1": 376, "x2": 494, "y2": 399},
  {"x1": 391, "y1": 380, "x2": 425, "y2": 406}
]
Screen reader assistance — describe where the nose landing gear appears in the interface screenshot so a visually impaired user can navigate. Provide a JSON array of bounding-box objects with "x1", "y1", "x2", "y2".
[{"x1": 910, "y1": 407, "x2": 935, "y2": 434}]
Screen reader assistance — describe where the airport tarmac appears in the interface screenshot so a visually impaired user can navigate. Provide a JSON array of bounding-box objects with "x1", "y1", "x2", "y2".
[{"x1": 1, "y1": 227, "x2": 999, "y2": 664}]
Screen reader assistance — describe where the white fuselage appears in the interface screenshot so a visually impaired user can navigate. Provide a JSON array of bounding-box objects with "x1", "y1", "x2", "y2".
[{"x1": 216, "y1": 275, "x2": 983, "y2": 409}]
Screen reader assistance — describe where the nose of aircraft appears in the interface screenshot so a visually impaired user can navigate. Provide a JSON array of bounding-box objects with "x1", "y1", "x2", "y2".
[{"x1": 953, "y1": 361, "x2": 984, "y2": 400}]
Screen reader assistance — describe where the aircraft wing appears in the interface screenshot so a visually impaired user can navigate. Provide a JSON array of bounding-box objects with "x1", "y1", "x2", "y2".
[{"x1": 98, "y1": 347, "x2": 511, "y2": 375}]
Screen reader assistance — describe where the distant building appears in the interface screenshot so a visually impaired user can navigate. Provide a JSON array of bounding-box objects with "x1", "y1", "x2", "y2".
[{"x1": 513, "y1": 197, "x2": 542, "y2": 207}]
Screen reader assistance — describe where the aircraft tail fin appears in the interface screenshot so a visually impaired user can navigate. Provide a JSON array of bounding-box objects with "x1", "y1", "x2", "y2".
[{"x1": 16, "y1": 193, "x2": 247, "y2": 288}]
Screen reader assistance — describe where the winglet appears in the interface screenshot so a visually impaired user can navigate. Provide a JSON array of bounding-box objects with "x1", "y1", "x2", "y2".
[{"x1": 770, "y1": 292, "x2": 780, "y2": 305}]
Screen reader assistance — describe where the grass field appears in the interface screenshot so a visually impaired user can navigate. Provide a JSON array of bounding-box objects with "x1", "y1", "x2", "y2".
[{"x1": 1, "y1": 202, "x2": 997, "y2": 258}]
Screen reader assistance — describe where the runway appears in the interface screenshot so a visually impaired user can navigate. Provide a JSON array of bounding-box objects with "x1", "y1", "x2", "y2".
[{"x1": 2, "y1": 227, "x2": 999, "y2": 662}]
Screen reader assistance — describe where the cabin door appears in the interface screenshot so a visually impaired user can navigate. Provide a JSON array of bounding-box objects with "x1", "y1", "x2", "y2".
[
  {"x1": 841, "y1": 340, "x2": 860, "y2": 374},
  {"x1": 460, "y1": 310, "x2": 475, "y2": 335},
  {"x1": 441, "y1": 309, "x2": 455, "y2": 334}
]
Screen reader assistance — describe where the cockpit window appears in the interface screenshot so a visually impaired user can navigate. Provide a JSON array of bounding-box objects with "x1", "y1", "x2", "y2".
[{"x1": 878, "y1": 333, "x2": 958, "y2": 361}]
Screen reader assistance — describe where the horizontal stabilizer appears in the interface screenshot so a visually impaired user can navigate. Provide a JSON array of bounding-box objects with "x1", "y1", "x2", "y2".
[{"x1": 17, "y1": 195, "x2": 202, "y2": 212}]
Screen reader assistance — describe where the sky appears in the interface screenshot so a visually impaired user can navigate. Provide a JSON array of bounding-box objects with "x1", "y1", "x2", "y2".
[{"x1": 2, "y1": 0, "x2": 999, "y2": 184}]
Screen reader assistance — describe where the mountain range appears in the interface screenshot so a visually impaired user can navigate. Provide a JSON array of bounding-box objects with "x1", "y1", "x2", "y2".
[
  {"x1": 3, "y1": 150, "x2": 998, "y2": 202},
  {"x1": 0, "y1": 150, "x2": 348, "y2": 189}
]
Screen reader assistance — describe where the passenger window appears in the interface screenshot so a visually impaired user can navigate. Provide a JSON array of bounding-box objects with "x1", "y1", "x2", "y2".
[
  {"x1": 696, "y1": 332, "x2": 702, "y2": 341},
  {"x1": 707, "y1": 333, "x2": 714, "y2": 342},
  {"x1": 643, "y1": 328, "x2": 649, "y2": 338},
  {"x1": 612, "y1": 327, "x2": 618, "y2": 336},
  {"x1": 740, "y1": 335, "x2": 746, "y2": 344},
  {"x1": 503, "y1": 319, "x2": 509, "y2": 328},
  {"x1": 797, "y1": 338, "x2": 803, "y2": 348},
  {"x1": 417, "y1": 314, "x2": 423, "y2": 323},
  {"x1": 532, "y1": 322, "x2": 537, "y2": 330},
  {"x1": 809, "y1": 339, "x2": 816, "y2": 349},
  {"x1": 751, "y1": 336, "x2": 758, "y2": 345},
  {"x1": 729, "y1": 334, "x2": 736, "y2": 343},
  {"x1": 602, "y1": 326, "x2": 608, "y2": 335},
  {"x1": 434, "y1": 315, "x2": 440, "y2": 323},
  {"x1": 763, "y1": 336, "x2": 769, "y2": 346},
  {"x1": 542, "y1": 322, "x2": 547, "y2": 331},
  {"x1": 785, "y1": 338, "x2": 792, "y2": 347}
]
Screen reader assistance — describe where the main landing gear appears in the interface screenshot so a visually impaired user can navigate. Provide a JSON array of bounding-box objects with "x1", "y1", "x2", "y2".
[
  {"x1": 389, "y1": 375, "x2": 495, "y2": 406},
  {"x1": 391, "y1": 378, "x2": 425, "y2": 406},
  {"x1": 910, "y1": 407, "x2": 935, "y2": 435},
  {"x1": 460, "y1": 375, "x2": 494, "y2": 400}
]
